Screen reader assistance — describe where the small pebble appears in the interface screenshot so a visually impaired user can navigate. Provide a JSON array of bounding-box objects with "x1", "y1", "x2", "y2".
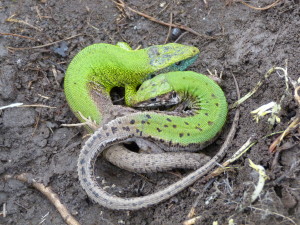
[
  {"x1": 53, "y1": 42, "x2": 68, "y2": 57},
  {"x1": 171, "y1": 28, "x2": 182, "y2": 40}
]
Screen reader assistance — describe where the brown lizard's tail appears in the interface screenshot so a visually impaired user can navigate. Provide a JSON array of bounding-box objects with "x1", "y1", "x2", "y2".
[
  {"x1": 77, "y1": 111, "x2": 236, "y2": 210},
  {"x1": 103, "y1": 144, "x2": 211, "y2": 173}
]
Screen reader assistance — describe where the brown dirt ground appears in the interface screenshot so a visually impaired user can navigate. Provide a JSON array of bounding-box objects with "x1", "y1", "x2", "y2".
[{"x1": 0, "y1": 0, "x2": 300, "y2": 224}]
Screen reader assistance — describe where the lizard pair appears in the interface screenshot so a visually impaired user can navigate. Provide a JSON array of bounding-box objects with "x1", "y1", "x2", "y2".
[
  {"x1": 64, "y1": 42, "x2": 208, "y2": 171},
  {"x1": 64, "y1": 42, "x2": 228, "y2": 210}
]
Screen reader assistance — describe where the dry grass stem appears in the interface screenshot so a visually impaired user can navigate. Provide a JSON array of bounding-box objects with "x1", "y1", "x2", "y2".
[
  {"x1": 0, "y1": 103, "x2": 56, "y2": 110},
  {"x1": 206, "y1": 138, "x2": 256, "y2": 179},
  {"x1": 164, "y1": 12, "x2": 173, "y2": 44},
  {"x1": 239, "y1": 0, "x2": 282, "y2": 11},
  {"x1": 0, "y1": 32, "x2": 38, "y2": 41},
  {"x1": 7, "y1": 34, "x2": 84, "y2": 51},
  {"x1": 21, "y1": 104, "x2": 56, "y2": 109},
  {"x1": 248, "y1": 206, "x2": 297, "y2": 225},
  {"x1": 269, "y1": 117, "x2": 299, "y2": 152},
  {"x1": 6, "y1": 14, "x2": 42, "y2": 31}
]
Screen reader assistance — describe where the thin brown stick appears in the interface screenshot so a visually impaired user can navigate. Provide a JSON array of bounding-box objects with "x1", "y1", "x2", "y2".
[
  {"x1": 6, "y1": 14, "x2": 42, "y2": 31},
  {"x1": 7, "y1": 34, "x2": 84, "y2": 51},
  {"x1": 0, "y1": 103, "x2": 56, "y2": 110},
  {"x1": 174, "y1": 32, "x2": 188, "y2": 43},
  {"x1": 114, "y1": 0, "x2": 219, "y2": 39},
  {"x1": 0, "y1": 32, "x2": 38, "y2": 41},
  {"x1": 4, "y1": 173, "x2": 81, "y2": 225},
  {"x1": 164, "y1": 12, "x2": 173, "y2": 44},
  {"x1": 269, "y1": 117, "x2": 299, "y2": 153},
  {"x1": 239, "y1": 0, "x2": 282, "y2": 11},
  {"x1": 32, "y1": 113, "x2": 40, "y2": 135},
  {"x1": 21, "y1": 104, "x2": 56, "y2": 109}
]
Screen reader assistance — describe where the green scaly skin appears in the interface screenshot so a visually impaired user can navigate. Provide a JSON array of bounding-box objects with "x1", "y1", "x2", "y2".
[
  {"x1": 64, "y1": 42, "x2": 199, "y2": 130},
  {"x1": 78, "y1": 71, "x2": 228, "y2": 210}
]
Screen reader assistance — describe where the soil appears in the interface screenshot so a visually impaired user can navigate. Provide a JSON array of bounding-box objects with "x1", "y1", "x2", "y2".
[{"x1": 0, "y1": 0, "x2": 300, "y2": 224}]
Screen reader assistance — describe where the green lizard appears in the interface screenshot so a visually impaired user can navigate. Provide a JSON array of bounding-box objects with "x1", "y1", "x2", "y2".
[
  {"x1": 78, "y1": 71, "x2": 228, "y2": 210},
  {"x1": 64, "y1": 42, "x2": 210, "y2": 172},
  {"x1": 64, "y1": 42, "x2": 199, "y2": 130}
]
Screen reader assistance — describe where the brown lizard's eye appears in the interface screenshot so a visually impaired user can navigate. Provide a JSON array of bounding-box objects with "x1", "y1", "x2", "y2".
[
  {"x1": 172, "y1": 92, "x2": 177, "y2": 98},
  {"x1": 150, "y1": 97, "x2": 157, "y2": 102}
]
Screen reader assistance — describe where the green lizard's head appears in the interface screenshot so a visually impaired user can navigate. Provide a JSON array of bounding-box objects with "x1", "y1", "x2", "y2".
[
  {"x1": 131, "y1": 73, "x2": 180, "y2": 108},
  {"x1": 146, "y1": 43, "x2": 199, "y2": 76}
]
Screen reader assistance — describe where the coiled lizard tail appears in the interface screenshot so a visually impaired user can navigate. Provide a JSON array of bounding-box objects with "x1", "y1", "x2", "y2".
[
  {"x1": 78, "y1": 71, "x2": 228, "y2": 210},
  {"x1": 64, "y1": 42, "x2": 199, "y2": 129}
]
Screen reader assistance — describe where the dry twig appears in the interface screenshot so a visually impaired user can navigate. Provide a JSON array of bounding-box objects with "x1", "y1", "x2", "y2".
[
  {"x1": 0, "y1": 103, "x2": 56, "y2": 110},
  {"x1": 0, "y1": 32, "x2": 38, "y2": 41},
  {"x1": 164, "y1": 12, "x2": 173, "y2": 44},
  {"x1": 6, "y1": 14, "x2": 42, "y2": 31},
  {"x1": 114, "y1": 0, "x2": 220, "y2": 39},
  {"x1": 7, "y1": 34, "x2": 84, "y2": 51},
  {"x1": 231, "y1": 67, "x2": 276, "y2": 109},
  {"x1": 248, "y1": 205, "x2": 297, "y2": 225},
  {"x1": 269, "y1": 117, "x2": 299, "y2": 153},
  {"x1": 4, "y1": 173, "x2": 81, "y2": 225},
  {"x1": 238, "y1": 0, "x2": 282, "y2": 11},
  {"x1": 205, "y1": 138, "x2": 256, "y2": 180}
]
